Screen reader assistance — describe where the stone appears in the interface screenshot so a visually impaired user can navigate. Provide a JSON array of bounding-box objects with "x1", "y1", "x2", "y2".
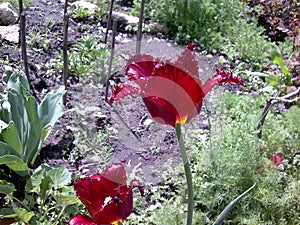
[
  {"x1": 0, "y1": 3, "x2": 18, "y2": 25},
  {"x1": 145, "y1": 22, "x2": 169, "y2": 35},
  {"x1": 70, "y1": 0, "x2": 98, "y2": 16},
  {"x1": 103, "y1": 11, "x2": 139, "y2": 27},
  {"x1": 0, "y1": 24, "x2": 19, "y2": 43}
]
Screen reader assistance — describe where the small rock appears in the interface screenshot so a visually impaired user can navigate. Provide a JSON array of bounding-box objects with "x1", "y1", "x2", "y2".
[
  {"x1": 0, "y1": 2, "x2": 18, "y2": 25},
  {"x1": 103, "y1": 11, "x2": 139, "y2": 27},
  {"x1": 0, "y1": 24, "x2": 19, "y2": 43},
  {"x1": 145, "y1": 22, "x2": 168, "y2": 35},
  {"x1": 70, "y1": 0, "x2": 98, "y2": 16}
]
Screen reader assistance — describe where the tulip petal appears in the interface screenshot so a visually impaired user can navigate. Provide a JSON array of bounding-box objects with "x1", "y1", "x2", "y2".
[
  {"x1": 72, "y1": 164, "x2": 143, "y2": 224},
  {"x1": 203, "y1": 69, "x2": 243, "y2": 95},
  {"x1": 126, "y1": 54, "x2": 158, "y2": 79},
  {"x1": 93, "y1": 189, "x2": 133, "y2": 224},
  {"x1": 68, "y1": 214, "x2": 95, "y2": 225},
  {"x1": 174, "y1": 44, "x2": 200, "y2": 82},
  {"x1": 270, "y1": 153, "x2": 284, "y2": 166},
  {"x1": 141, "y1": 63, "x2": 204, "y2": 127},
  {"x1": 109, "y1": 84, "x2": 139, "y2": 104}
]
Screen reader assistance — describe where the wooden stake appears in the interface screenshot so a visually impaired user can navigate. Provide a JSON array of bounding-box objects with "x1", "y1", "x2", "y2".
[
  {"x1": 62, "y1": 0, "x2": 69, "y2": 105},
  {"x1": 105, "y1": 20, "x2": 117, "y2": 102},
  {"x1": 104, "y1": 0, "x2": 115, "y2": 44},
  {"x1": 136, "y1": 0, "x2": 145, "y2": 54},
  {"x1": 18, "y1": 0, "x2": 30, "y2": 82}
]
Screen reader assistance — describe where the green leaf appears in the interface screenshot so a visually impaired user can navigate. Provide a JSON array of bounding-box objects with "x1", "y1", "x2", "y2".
[
  {"x1": 4, "y1": 70, "x2": 30, "y2": 92},
  {"x1": 271, "y1": 50, "x2": 290, "y2": 85},
  {"x1": 271, "y1": 50, "x2": 289, "y2": 76},
  {"x1": 0, "y1": 155, "x2": 28, "y2": 177},
  {"x1": 7, "y1": 90, "x2": 25, "y2": 146},
  {"x1": 0, "y1": 180, "x2": 16, "y2": 194},
  {"x1": 47, "y1": 167, "x2": 71, "y2": 188},
  {"x1": 40, "y1": 175, "x2": 53, "y2": 202},
  {"x1": 54, "y1": 193, "x2": 79, "y2": 206},
  {"x1": 54, "y1": 186, "x2": 78, "y2": 206},
  {"x1": 0, "y1": 142, "x2": 20, "y2": 157},
  {"x1": 22, "y1": 92, "x2": 41, "y2": 166},
  {"x1": 213, "y1": 183, "x2": 256, "y2": 225},
  {"x1": 14, "y1": 208, "x2": 34, "y2": 223},
  {"x1": 0, "y1": 208, "x2": 16, "y2": 219},
  {"x1": 38, "y1": 86, "x2": 65, "y2": 130},
  {"x1": 1, "y1": 121, "x2": 22, "y2": 157},
  {"x1": 25, "y1": 167, "x2": 45, "y2": 193},
  {"x1": 265, "y1": 75, "x2": 280, "y2": 87}
]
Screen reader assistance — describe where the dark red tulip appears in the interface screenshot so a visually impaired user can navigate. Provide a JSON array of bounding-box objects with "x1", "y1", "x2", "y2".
[
  {"x1": 68, "y1": 163, "x2": 143, "y2": 225},
  {"x1": 110, "y1": 45, "x2": 243, "y2": 127},
  {"x1": 270, "y1": 152, "x2": 284, "y2": 166}
]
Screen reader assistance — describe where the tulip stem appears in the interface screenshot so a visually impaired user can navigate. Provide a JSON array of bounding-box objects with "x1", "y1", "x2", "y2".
[{"x1": 175, "y1": 123, "x2": 193, "y2": 225}]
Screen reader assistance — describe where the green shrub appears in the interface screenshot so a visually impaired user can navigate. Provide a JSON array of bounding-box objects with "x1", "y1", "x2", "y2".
[
  {"x1": 147, "y1": 0, "x2": 275, "y2": 62},
  {"x1": 133, "y1": 92, "x2": 299, "y2": 224}
]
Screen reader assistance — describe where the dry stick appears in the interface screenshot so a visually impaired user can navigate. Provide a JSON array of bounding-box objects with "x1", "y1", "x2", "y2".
[
  {"x1": 105, "y1": 20, "x2": 117, "y2": 102},
  {"x1": 18, "y1": 0, "x2": 30, "y2": 82},
  {"x1": 62, "y1": 0, "x2": 69, "y2": 105},
  {"x1": 257, "y1": 87, "x2": 300, "y2": 140},
  {"x1": 104, "y1": 0, "x2": 114, "y2": 44},
  {"x1": 136, "y1": 0, "x2": 145, "y2": 54}
]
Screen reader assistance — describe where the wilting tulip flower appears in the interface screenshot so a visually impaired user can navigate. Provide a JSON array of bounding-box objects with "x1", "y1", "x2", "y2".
[
  {"x1": 68, "y1": 163, "x2": 143, "y2": 225},
  {"x1": 109, "y1": 45, "x2": 243, "y2": 127}
]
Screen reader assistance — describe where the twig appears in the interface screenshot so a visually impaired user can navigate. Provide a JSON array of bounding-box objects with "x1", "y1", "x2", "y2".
[
  {"x1": 136, "y1": 0, "x2": 145, "y2": 54},
  {"x1": 257, "y1": 87, "x2": 300, "y2": 140},
  {"x1": 104, "y1": 0, "x2": 114, "y2": 44},
  {"x1": 105, "y1": 20, "x2": 117, "y2": 102},
  {"x1": 18, "y1": 0, "x2": 30, "y2": 82},
  {"x1": 62, "y1": 0, "x2": 69, "y2": 105}
]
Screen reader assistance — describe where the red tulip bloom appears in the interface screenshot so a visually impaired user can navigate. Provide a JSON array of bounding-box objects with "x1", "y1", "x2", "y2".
[
  {"x1": 68, "y1": 163, "x2": 143, "y2": 225},
  {"x1": 109, "y1": 45, "x2": 243, "y2": 127},
  {"x1": 270, "y1": 152, "x2": 284, "y2": 166}
]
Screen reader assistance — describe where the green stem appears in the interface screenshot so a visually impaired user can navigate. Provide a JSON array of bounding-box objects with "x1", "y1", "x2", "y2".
[
  {"x1": 53, "y1": 206, "x2": 66, "y2": 224},
  {"x1": 175, "y1": 123, "x2": 194, "y2": 225},
  {"x1": 10, "y1": 195, "x2": 30, "y2": 212}
]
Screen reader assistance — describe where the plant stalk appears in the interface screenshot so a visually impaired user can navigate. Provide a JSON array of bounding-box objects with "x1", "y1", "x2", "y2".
[{"x1": 175, "y1": 123, "x2": 193, "y2": 225}]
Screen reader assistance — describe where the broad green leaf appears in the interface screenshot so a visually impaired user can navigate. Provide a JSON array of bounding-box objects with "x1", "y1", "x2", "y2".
[
  {"x1": 0, "y1": 208, "x2": 16, "y2": 218},
  {"x1": 25, "y1": 168, "x2": 45, "y2": 193},
  {"x1": 54, "y1": 193, "x2": 79, "y2": 206},
  {"x1": 0, "y1": 180, "x2": 15, "y2": 194},
  {"x1": 271, "y1": 50, "x2": 290, "y2": 86},
  {"x1": 54, "y1": 186, "x2": 79, "y2": 206},
  {"x1": 4, "y1": 70, "x2": 30, "y2": 92},
  {"x1": 271, "y1": 50, "x2": 289, "y2": 76},
  {"x1": 0, "y1": 142, "x2": 20, "y2": 157},
  {"x1": 265, "y1": 75, "x2": 280, "y2": 87},
  {"x1": 14, "y1": 208, "x2": 34, "y2": 223},
  {"x1": 7, "y1": 90, "x2": 25, "y2": 146},
  {"x1": 38, "y1": 86, "x2": 65, "y2": 130},
  {"x1": 40, "y1": 175, "x2": 53, "y2": 202},
  {"x1": 47, "y1": 167, "x2": 71, "y2": 188},
  {"x1": 0, "y1": 155, "x2": 28, "y2": 177},
  {"x1": 23, "y1": 92, "x2": 41, "y2": 166},
  {"x1": 213, "y1": 183, "x2": 256, "y2": 225},
  {"x1": 1, "y1": 121, "x2": 22, "y2": 157}
]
